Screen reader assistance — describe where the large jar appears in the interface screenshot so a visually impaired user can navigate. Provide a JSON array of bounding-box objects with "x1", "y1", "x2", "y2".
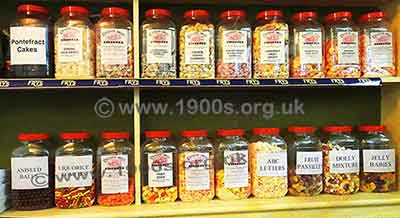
[
  {"x1": 325, "y1": 12, "x2": 361, "y2": 78},
  {"x1": 97, "y1": 132, "x2": 134, "y2": 206},
  {"x1": 253, "y1": 10, "x2": 289, "y2": 78},
  {"x1": 359, "y1": 12, "x2": 395, "y2": 77},
  {"x1": 287, "y1": 126, "x2": 323, "y2": 196},
  {"x1": 10, "y1": 4, "x2": 51, "y2": 78},
  {"x1": 359, "y1": 126, "x2": 396, "y2": 192},
  {"x1": 54, "y1": 6, "x2": 95, "y2": 79},
  {"x1": 216, "y1": 10, "x2": 251, "y2": 79},
  {"x1": 95, "y1": 7, "x2": 133, "y2": 78},
  {"x1": 215, "y1": 129, "x2": 250, "y2": 200},
  {"x1": 141, "y1": 9, "x2": 176, "y2": 79},
  {"x1": 142, "y1": 131, "x2": 177, "y2": 203},
  {"x1": 291, "y1": 11, "x2": 325, "y2": 78},
  {"x1": 11, "y1": 133, "x2": 53, "y2": 210},
  {"x1": 179, "y1": 9, "x2": 215, "y2": 79},
  {"x1": 249, "y1": 128, "x2": 287, "y2": 198},
  {"x1": 55, "y1": 132, "x2": 95, "y2": 209},
  {"x1": 322, "y1": 126, "x2": 360, "y2": 195}
]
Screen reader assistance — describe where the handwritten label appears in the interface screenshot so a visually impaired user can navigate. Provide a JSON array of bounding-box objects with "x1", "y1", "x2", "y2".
[
  {"x1": 363, "y1": 149, "x2": 395, "y2": 173},
  {"x1": 12, "y1": 157, "x2": 48, "y2": 190},
  {"x1": 329, "y1": 150, "x2": 359, "y2": 174},
  {"x1": 256, "y1": 152, "x2": 287, "y2": 177},
  {"x1": 55, "y1": 155, "x2": 93, "y2": 188},
  {"x1": 296, "y1": 151, "x2": 323, "y2": 175}
]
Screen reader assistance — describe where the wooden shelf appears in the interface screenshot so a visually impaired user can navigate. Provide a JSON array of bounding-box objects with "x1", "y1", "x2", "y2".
[{"x1": 381, "y1": 77, "x2": 400, "y2": 83}]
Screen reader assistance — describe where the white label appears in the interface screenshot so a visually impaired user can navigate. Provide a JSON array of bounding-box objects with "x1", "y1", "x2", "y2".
[
  {"x1": 256, "y1": 152, "x2": 287, "y2": 177},
  {"x1": 184, "y1": 31, "x2": 210, "y2": 65},
  {"x1": 55, "y1": 155, "x2": 93, "y2": 188},
  {"x1": 260, "y1": 30, "x2": 286, "y2": 64},
  {"x1": 183, "y1": 152, "x2": 210, "y2": 190},
  {"x1": 224, "y1": 150, "x2": 248, "y2": 188},
  {"x1": 11, "y1": 157, "x2": 48, "y2": 190},
  {"x1": 146, "y1": 29, "x2": 173, "y2": 64},
  {"x1": 57, "y1": 27, "x2": 83, "y2": 62},
  {"x1": 329, "y1": 150, "x2": 360, "y2": 174},
  {"x1": 299, "y1": 32, "x2": 322, "y2": 64},
  {"x1": 10, "y1": 27, "x2": 47, "y2": 65},
  {"x1": 337, "y1": 32, "x2": 359, "y2": 65},
  {"x1": 222, "y1": 30, "x2": 248, "y2": 63},
  {"x1": 101, "y1": 154, "x2": 129, "y2": 194},
  {"x1": 296, "y1": 151, "x2": 323, "y2": 175},
  {"x1": 148, "y1": 152, "x2": 173, "y2": 187},
  {"x1": 369, "y1": 32, "x2": 393, "y2": 67},
  {"x1": 363, "y1": 149, "x2": 396, "y2": 173},
  {"x1": 100, "y1": 28, "x2": 129, "y2": 65}
]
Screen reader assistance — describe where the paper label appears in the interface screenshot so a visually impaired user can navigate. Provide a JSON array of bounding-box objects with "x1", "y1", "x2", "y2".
[
  {"x1": 57, "y1": 27, "x2": 83, "y2": 62},
  {"x1": 260, "y1": 30, "x2": 287, "y2": 64},
  {"x1": 146, "y1": 29, "x2": 173, "y2": 64},
  {"x1": 222, "y1": 30, "x2": 248, "y2": 63},
  {"x1": 329, "y1": 150, "x2": 360, "y2": 173},
  {"x1": 10, "y1": 27, "x2": 47, "y2": 65},
  {"x1": 11, "y1": 156, "x2": 48, "y2": 190},
  {"x1": 224, "y1": 150, "x2": 248, "y2": 188},
  {"x1": 184, "y1": 31, "x2": 210, "y2": 65},
  {"x1": 369, "y1": 32, "x2": 393, "y2": 67},
  {"x1": 148, "y1": 152, "x2": 173, "y2": 187},
  {"x1": 296, "y1": 151, "x2": 323, "y2": 175},
  {"x1": 183, "y1": 152, "x2": 210, "y2": 190},
  {"x1": 299, "y1": 31, "x2": 323, "y2": 64},
  {"x1": 101, "y1": 154, "x2": 129, "y2": 194},
  {"x1": 100, "y1": 28, "x2": 129, "y2": 65},
  {"x1": 55, "y1": 155, "x2": 93, "y2": 188},
  {"x1": 256, "y1": 151, "x2": 287, "y2": 176},
  {"x1": 337, "y1": 32, "x2": 359, "y2": 64},
  {"x1": 363, "y1": 149, "x2": 396, "y2": 173}
]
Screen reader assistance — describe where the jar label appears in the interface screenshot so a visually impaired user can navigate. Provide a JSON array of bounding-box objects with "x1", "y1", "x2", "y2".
[
  {"x1": 224, "y1": 150, "x2": 248, "y2": 188},
  {"x1": 260, "y1": 30, "x2": 287, "y2": 64},
  {"x1": 368, "y1": 32, "x2": 393, "y2": 67},
  {"x1": 11, "y1": 156, "x2": 48, "y2": 190},
  {"x1": 10, "y1": 27, "x2": 47, "y2": 65},
  {"x1": 101, "y1": 154, "x2": 129, "y2": 194},
  {"x1": 296, "y1": 151, "x2": 323, "y2": 175},
  {"x1": 256, "y1": 151, "x2": 287, "y2": 177},
  {"x1": 329, "y1": 150, "x2": 360, "y2": 173},
  {"x1": 363, "y1": 149, "x2": 395, "y2": 173},
  {"x1": 57, "y1": 27, "x2": 84, "y2": 62},
  {"x1": 146, "y1": 29, "x2": 173, "y2": 64},
  {"x1": 222, "y1": 30, "x2": 248, "y2": 63},
  {"x1": 299, "y1": 31, "x2": 323, "y2": 64},
  {"x1": 100, "y1": 28, "x2": 130, "y2": 65},
  {"x1": 148, "y1": 152, "x2": 173, "y2": 187},
  {"x1": 184, "y1": 31, "x2": 211, "y2": 65},
  {"x1": 184, "y1": 152, "x2": 210, "y2": 190},
  {"x1": 337, "y1": 32, "x2": 359, "y2": 65},
  {"x1": 55, "y1": 155, "x2": 93, "y2": 188}
]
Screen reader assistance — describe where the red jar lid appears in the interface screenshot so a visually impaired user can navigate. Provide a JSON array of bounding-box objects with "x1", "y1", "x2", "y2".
[
  {"x1": 145, "y1": 8, "x2": 171, "y2": 18},
  {"x1": 17, "y1": 4, "x2": 48, "y2": 15},
  {"x1": 219, "y1": 10, "x2": 246, "y2": 20},
  {"x1": 252, "y1": 128, "x2": 280, "y2": 135},
  {"x1": 101, "y1": 132, "x2": 130, "y2": 139},
  {"x1": 181, "y1": 130, "x2": 208, "y2": 137},
  {"x1": 359, "y1": 11, "x2": 386, "y2": 23},
  {"x1": 288, "y1": 126, "x2": 316, "y2": 133},
  {"x1": 323, "y1": 126, "x2": 352, "y2": 133},
  {"x1": 217, "y1": 129, "x2": 245, "y2": 136},
  {"x1": 60, "y1": 132, "x2": 90, "y2": 140},
  {"x1": 101, "y1": 7, "x2": 129, "y2": 18},
  {"x1": 145, "y1": 130, "x2": 172, "y2": 138},
  {"x1": 256, "y1": 10, "x2": 283, "y2": 20},
  {"x1": 18, "y1": 133, "x2": 49, "y2": 141},
  {"x1": 359, "y1": 125, "x2": 385, "y2": 132},
  {"x1": 325, "y1": 11, "x2": 352, "y2": 23},
  {"x1": 184, "y1": 9, "x2": 209, "y2": 19},
  {"x1": 292, "y1": 11, "x2": 318, "y2": 22},
  {"x1": 60, "y1": 6, "x2": 89, "y2": 16}
]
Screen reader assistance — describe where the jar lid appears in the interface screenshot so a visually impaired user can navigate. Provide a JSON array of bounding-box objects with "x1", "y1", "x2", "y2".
[
  {"x1": 101, "y1": 132, "x2": 130, "y2": 139},
  {"x1": 219, "y1": 10, "x2": 246, "y2": 20},
  {"x1": 181, "y1": 130, "x2": 208, "y2": 137},
  {"x1": 217, "y1": 129, "x2": 245, "y2": 136},
  {"x1": 323, "y1": 126, "x2": 352, "y2": 133},
  {"x1": 291, "y1": 11, "x2": 318, "y2": 22},
  {"x1": 18, "y1": 133, "x2": 49, "y2": 141},
  {"x1": 288, "y1": 126, "x2": 316, "y2": 133},
  {"x1": 184, "y1": 9, "x2": 209, "y2": 19},
  {"x1": 325, "y1": 11, "x2": 352, "y2": 23},
  {"x1": 101, "y1": 7, "x2": 129, "y2": 18},
  {"x1": 252, "y1": 128, "x2": 280, "y2": 135},
  {"x1": 359, "y1": 125, "x2": 385, "y2": 132},
  {"x1": 145, "y1": 8, "x2": 171, "y2": 18},
  {"x1": 145, "y1": 130, "x2": 171, "y2": 138},
  {"x1": 60, "y1": 132, "x2": 90, "y2": 140},
  {"x1": 17, "y1": 4, "x2": 48, "y2": 15},
  {"x1": 256, "y1": 10, "x2": 283, "y2": 20},
  {"x1": 359, "y1": 11, "x2": 386, "y2": 23},
  {"x1": 60, "y1": 6, "x2": 89, "y2": 15}
]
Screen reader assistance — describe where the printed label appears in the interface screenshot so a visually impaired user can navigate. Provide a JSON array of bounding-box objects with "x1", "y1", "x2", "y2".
[
  {"x1": 55, "y1": 155, "x2": 93, "y2": 188},
  {"x1": 101, "y1": 154, "x2": 129, "y2": 194},
  {"x1": 57, "y1": 27, "x2": 83, "y2": 62},
  {"x1": 11, "y1": 156, "x2": 48, "y2": 190},
  {"x1": 329, "y1": 150, "x2": 359, "y2": 174},
  {"x1": 260, "y1": 30, "x2": 287, "y2": 64},
  {"x1": 10, "y1": 27, "x2": 47, "y2": 65},
  {"x1": 299, "y1": 32, "x2": 323, "y2": 64},
  {"x1": 148, "y1": 153, "x2": 173, "y2": 187},
  {"x1": 100, "y1": 28, "x2": 129, "y2": 65},
  {"x1": 184, "y1": 31, "x2": 210, "y2": 65},
  {"x1": 337, "y1": 32, "x2": 359, "y2": 65},
  {"x1": 184, "y1": 152, "x2": 210, "y2": 190},
  {"x1": 296, "y1": 151, "x2": 323, "y2": 175},
  {"x1": 146, "y1": 29, "x2": 173, "y2": 64},
  {"x1": 363, "y1": 149, "x2": 396, "y2": 173},
  {"x1": 222, "y1": 30, "x2": 248, "y2": 63},
  {"x1": 224, "y1": 150, "x2": 248, "y2": 188},
  {"x1": 256, "y1": 152, "x2": 287, "y2": 177},
  {"x1": 369, "y1": 32, "x2": 393, "y2": 67}
]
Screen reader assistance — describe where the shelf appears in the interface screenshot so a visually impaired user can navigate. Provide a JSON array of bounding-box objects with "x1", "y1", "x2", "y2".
[{"x1": 381, "y1": 77, "x2": 400, "y2": 83}]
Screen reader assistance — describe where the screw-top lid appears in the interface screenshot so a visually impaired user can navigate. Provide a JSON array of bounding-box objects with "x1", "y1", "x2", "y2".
[
  {"x1": 325, "y1": 11, "x2": 352, "y2": 23},
  {"x1": 292, "y1": 11, "x2": 318, "y2": 22},
  {"x1": 359, "y1": 11, "x2": 386, "y2": 23},
  {"x1": 288, "y1": 126, "x2": 317, "y2": 133},
  {"x1": 217, "y1": 129, "x2": 245, "y2": 136},
  {"x1": 145, "y1": 8, "x2": 171, "y2": 18},
  {"x1": 17, "y1": 4, "x2": 48, "y2": 15},
  {"x1": 60, "y1": 6, "x2": 89, "y2": 16},
  {"x1": 219, "y1": 10, "x2": 246, "y2": 20},
  {"x1": 323, "y1": 126, "x2": 352, "y2": 133},
  {"x1": 359, "y1": 125, "x2": 385, "y2": 132},
  {"x1": 184, "y1": 9, "x2": 209, "y2": 19},
  {"x1": 101, "y1": 7, "x2": 129, "y2": 18},
  {"x1": 181, "y1": 130, "x2": 208, "y2": 137},
  {"x1": 101, "y1": 132, "x2": 130, "y2": 139},
  {"x1": 256, "y1": 10, "x2": 283, "y2": 20},
  {"x1": 18, "y1": 133, "x2": 49, "y2": 141},
  {"x1": 145, "y1": 130, "x2": 172, "y2": 138},
  {"x1": 60, "y1": 132, "x2": 90, "y2": 140},
  {"x1": 252, "y1": 128, "x2": 280, "y2": 135}
]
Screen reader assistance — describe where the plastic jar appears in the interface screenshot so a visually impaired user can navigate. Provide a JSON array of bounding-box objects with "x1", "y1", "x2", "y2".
[
  {"x1": 97, "y1": 132, "x2": 134, "y2": 206},
  {"x1": 322, "y1": 126, "x2": 360, "y2": 194},
  {"x1": 359, "y1": 11, "x2": 395, "y2": 77},
  {"x1": 54, "y1": 6, "x2": 95, "y2": 79},
  {"x1": 142, "y1": 131, "x2": 177, "y2": 203},
  {"x1": 179, "y1": 9, "x2": 215, "y2": 79},
  {"x1": 287, "y1": 126, "x2": 323, "y2": 196},
  {"x1": 55, "y1": 132, "x2": 95, "y2": 208},
  {"x1": 95, "y1": 7, "x2": 133, "y2": 78},
  {"x1": 253, "y1": 10, "x2": 289, "y2": 78},
  {"x1": 11, "y1": 133, "x2": 53, "y2": 210},
  {"x1": 216, "y1": 10, "x2": 251, "y2": 78},
  {"x1": 249, "y1": 128, "x2": 287, "y2": 198},
  {"x1": 215, "y1": 129, "x2": 250, "y2": 200},
  {"x1": 291, "y1": 11, "x2": 325, "y2": 78},
  {"x1": 359, "y1": 126, "x2": 396, "y2": 192},
  {"x1": 141, "y1": 9, "x2": 176, "y2": 79},
  {"x1": 325, "y1": 12, "x2": 361, "y2": 78},
  {"x1": 178, "y1": 130, "x2": 214, "y2": 201}
]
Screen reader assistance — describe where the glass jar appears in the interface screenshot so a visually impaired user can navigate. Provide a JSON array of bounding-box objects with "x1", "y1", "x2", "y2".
[
  {"x1": 215, "y1": 129, "x2": 250, "y2": 200},
  {"x1": 55, "y1": 132, "x2": 95, "y2": 209},
  {"x1": 322, "y1": 126, "x2": 360, "y2": 194},
  {"x1": 216, "y1": 10, "x2": 251, "y2": 79},
  {"x1": 141, "y1": 9, "x2": 176, "y2": 79},
  {"x1": 287, "y1": 126, "x2": 323, "y2": 196},
  {"x1": 325, "y1": 12, "x2": 361, "y2": 78},
  {"x1": 178, "y1": 130, "x2": 214, "y2": 201},
  {"x1": 359, "y1": 12, "x2": 395, "y2": 77},
  {"x1": 10, "y1": 4, "x2": 51, "y2": 78},
  {"x1": 97, "y1": 132, "x2": 134, "y2": 206},
  {"x1": 179, "y1": 9, "x2": 215, "y2": 79},
  {"x1": 253, "y1": 10, "x2": 289, "y2": 78},
  {"x1": 11, "y1": 133, "x2": 53, "y2": 210},
  {"x1": 291, "y1": 11, "x2": 325, "y2": 78},
  {"x1": 54, "y1": 6, "x2": 95, "y2": 79},
  {"x1": 249, "y1": 128, "x2": 287, "y2": 198},
  {"x1": 142, "y1": 131, "x2": 177, "y2": 203},
  {"x1": 95, "y1": 7, "x2": 133, "y2": 78},
  {"x1": 359, "y1": 126, "x2": 396, "y2": 192}
]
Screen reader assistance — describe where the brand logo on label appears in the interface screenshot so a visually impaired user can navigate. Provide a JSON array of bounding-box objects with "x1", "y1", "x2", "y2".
[
  {"x1": 340, "y1": 33, "x2": 356, "y2": 43},
  {"x1": 105, "y1": 31, "x2": 122, "y2": 41},
  {"x1": 184, "y1": 154, "x2": 209, "y2": 169},
  {"x1": 265, "y1": 31, "x2": 282, "y2": 43},
  {"x1": 150, "y1": 153, "x2": 172, "y2": 172},
  {"x1": 61, "y1": 28, "x2": 80, "y2": 40},
  {"x1": 188, "y1": 32, "x2": 207, "y2": 43},
  {"x1": 151, "y1": 31, "x2": 168, "y2": 42},
  {"x1": 303, "y1": 33, "x2": 320, "y2": 43},
  {"x1": 225, "y1": 152, "x2": 247, "y2": 165},
  {"x1": 372, "y1": 32, "x2": 391, "y2": 44},
  {"x1": 226, "y1": 31, "x2": 244, "y2": 41}
]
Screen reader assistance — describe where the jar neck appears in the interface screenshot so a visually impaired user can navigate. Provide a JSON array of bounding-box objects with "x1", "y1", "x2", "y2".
[
  {"x1": 293, "y1": 132, "x2": 314, "y2": 137},
  {"x1": 104, "y1": 138, "x2": 129, "y2": 143},
  {"x1": 150, "y1": 137, "x2": 169, "y2": 142},
  {"x1": 185, "y1": 16, "x2": 209, "y2": 24},
  {"x1": 329, "y1": 17, "x2": 352, "y2": 25},
  {"x1": 328, "y1": 131, "x2": 351, "y2": 136},
  {"x1": 222, "y1": 135, "x2": 243, "y2": 139},
  {"x1": 103, "y1": 14, "x2": 128, "y2": 19},
  {"x1": 62, "y1": 12, "x2": 88, "y2": 19},
  {"x1": 296, "y1": 17, "x2": 316, "y2": 23},
  {"x1": 221, "y1": 16, "x2": 245, "y2": 22},
  {"x1": 63, "y1": 139, "x2": 87, "y2": 144},
  {"x1": 18, "y1": 11, "x2": 47, "y2": 19},
  {"x1": 21, "y1": 140, "x2": 45, "y2": 147},
  {"x1": 147, "y1": 14, "x2": 170, "y2": 21},
  {"x1": 184, "y1": 136, "x2": 207, "y2": 140}
]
